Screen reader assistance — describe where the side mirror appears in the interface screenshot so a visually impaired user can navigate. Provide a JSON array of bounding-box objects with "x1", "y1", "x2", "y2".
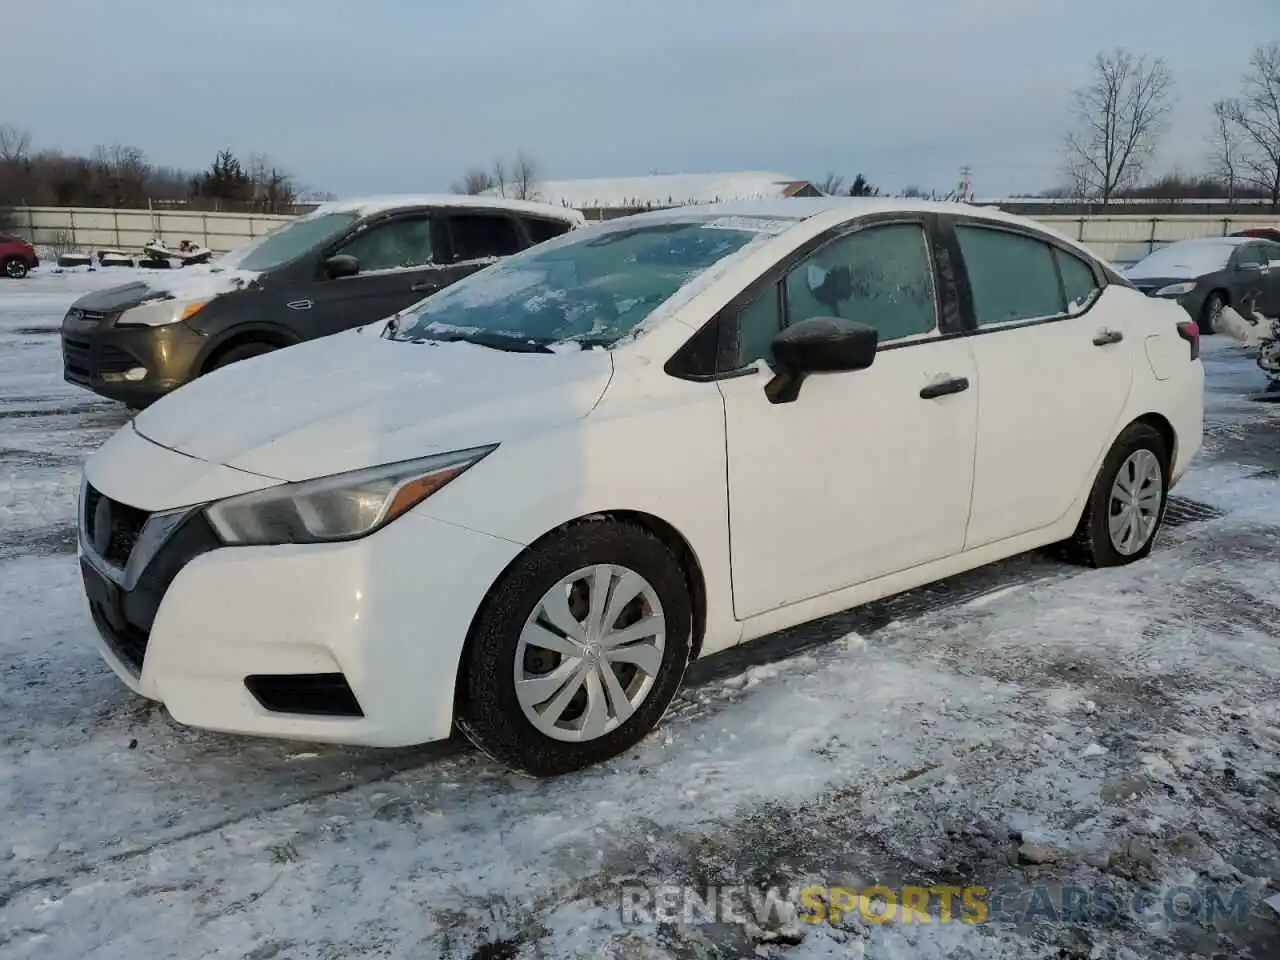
[
  {"x1": 324, "y1": 253, "x2": 360, "y2": 279},
  {"x1": 764, "y1": 316, "x2": 878, "y2": 404}
]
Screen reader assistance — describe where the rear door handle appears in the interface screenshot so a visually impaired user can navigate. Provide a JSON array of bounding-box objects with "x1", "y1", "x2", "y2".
[
  {"x1": 919, "y1": 376, "x2": 970, "y2": 399},
  {"x1": 1093, "y1": 329, "x2": 1124, "y2": 346}
]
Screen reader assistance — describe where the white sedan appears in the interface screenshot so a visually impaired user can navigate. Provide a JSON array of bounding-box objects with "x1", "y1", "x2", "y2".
[{"x1": 77, "y1": 198, "x2": 1205, "y2": 776}]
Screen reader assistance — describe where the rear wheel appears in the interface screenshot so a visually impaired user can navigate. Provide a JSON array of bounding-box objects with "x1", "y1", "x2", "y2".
[
  {"x1": 3, "y1": 258, "x2": 28, "y2": 279},
  {"x1": 1058, "y1": 422, "x2": 1169, "y2": 568},
  {"x1": 1200, "y1": 291, "x2": 1227, "y2": 334},
  {"x1": 208, "y1": 341, "x2": 278, "y2": 371},
  {"x1": 457, "y1": 521, "x2": 692, "y2": 777}
]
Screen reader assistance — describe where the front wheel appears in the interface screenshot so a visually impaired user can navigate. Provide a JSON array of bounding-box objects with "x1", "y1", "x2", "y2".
[
  {"x1": 209, "y1": 341, "x2": 278, "y2": 371},
  {"x1": 1200, "y1": 291, "x2": 1227, "y2": 334},
  {"x1": 2, "y1": 258, "x2": 28, "y2": 279},
  {"x1": 1058, "y1": 422, "x2": 1169, "y2": 568},
  {"x1": 457, "y1": 521, "x2": 693, "y2": 777}
]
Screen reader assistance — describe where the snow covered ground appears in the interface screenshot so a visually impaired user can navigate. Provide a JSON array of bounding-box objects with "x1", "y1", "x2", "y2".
[{"x1": 2, "y1": 269, "x2": 1279, "y2": 959}]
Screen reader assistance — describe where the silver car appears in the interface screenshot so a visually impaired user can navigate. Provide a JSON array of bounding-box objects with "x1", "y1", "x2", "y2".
[{"x1": 1123, "y1": 237, "x2": 1280, "y2": 331}]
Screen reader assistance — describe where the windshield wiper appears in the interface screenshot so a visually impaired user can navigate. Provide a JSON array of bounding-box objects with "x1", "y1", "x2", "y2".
[{"x1": 419, "y1": 329, "x2": 555, "y2": 354}]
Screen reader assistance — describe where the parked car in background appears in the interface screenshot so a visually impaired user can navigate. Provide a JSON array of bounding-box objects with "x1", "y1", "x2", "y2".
[
  {"x1": 77, "y1": 198, "x2": 1203, "y2": 776},
  {"x1": 60, "y1": 196, "x2": 586, "y2": 408},
  {"x1": 0, "y1": 233, "x2": 39, "y2": 278},
  {"x1": 1123, "y1": 236, "x2": 1280, "y2": 331},
  {"x1": 1230, "y1": 227, "x2": 1280, "y2": 243}
]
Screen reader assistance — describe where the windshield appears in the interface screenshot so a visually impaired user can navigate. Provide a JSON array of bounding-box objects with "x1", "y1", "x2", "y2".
[
  {"x1": 217, "y1": 211, "x2": 359, "y2": 273},
  {"x1": 1126, "y1": 241, "x2": 1234, "y2": 278},
  {"x1": 389, "y1": 216, "x2": 788, "y2": 348}
]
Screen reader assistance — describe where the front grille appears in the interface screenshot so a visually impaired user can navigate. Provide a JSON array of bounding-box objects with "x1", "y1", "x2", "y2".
[
  {"x1": 84, "y1": 484, "x2": 151, "y2": 569},
  {"x1": 88, "y1": 600, "x2": 149, "y2": 673},
  {"x1": 62, "y1": 336, "x2": 138, "y2": 378}
]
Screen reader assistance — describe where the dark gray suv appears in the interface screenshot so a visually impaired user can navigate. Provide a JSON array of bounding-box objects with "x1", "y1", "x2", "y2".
[{"x1": 1123, "y1": 236, "x2": 1280, "y2": 332}]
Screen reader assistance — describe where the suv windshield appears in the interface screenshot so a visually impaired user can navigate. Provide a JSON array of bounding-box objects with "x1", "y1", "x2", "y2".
[
  {"x1": 217, "y1": 211, "x2": 359, "y2": 273},
  {"x1": 389, "y1": 216, "x2": 790, "y2": 348}
]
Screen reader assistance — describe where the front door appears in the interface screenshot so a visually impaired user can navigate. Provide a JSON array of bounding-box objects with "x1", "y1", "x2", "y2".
[
  {"x1": 718, "y1": 220, "x2": 979, "y2": 619},
  {"x1": 308, "y1": 212, "x2": 452, "y2": 337},
  {"x1": 952, "y1": 222, "x2": 1134, "y2": 548},
  {"x1": 1231, "y1": 242, "x2": 1271, "y2": 318}
]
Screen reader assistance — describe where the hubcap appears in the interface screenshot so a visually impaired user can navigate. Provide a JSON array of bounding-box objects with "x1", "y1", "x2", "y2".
[
  {"x1": 514, "y1": 564, "x2": 666, "y2": 742},
  {"x1": 5, "y1": 261, "x2": 23, "y2": 277},
  {"x1": 1108, "y1": 449, "x2": 1163, "y2": 555}
]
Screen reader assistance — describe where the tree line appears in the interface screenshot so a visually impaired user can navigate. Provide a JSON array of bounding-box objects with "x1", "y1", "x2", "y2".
[{"x1": 0, "y1": 125, "x2": 327, "y2": 221}]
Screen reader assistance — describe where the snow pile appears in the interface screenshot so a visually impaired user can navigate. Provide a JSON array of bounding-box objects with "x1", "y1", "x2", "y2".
[{"x1": 1212, "y1": 305, "x2": 1270, "y2": 346}]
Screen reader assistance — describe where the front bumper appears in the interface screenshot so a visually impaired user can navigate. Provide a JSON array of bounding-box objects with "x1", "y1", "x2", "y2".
[
  {"x1": 78, "y1": 434, "x2": 524, "y2": 748},
  {"x1": 61, "y1": 308, "x2": 206, "y2": 406}
]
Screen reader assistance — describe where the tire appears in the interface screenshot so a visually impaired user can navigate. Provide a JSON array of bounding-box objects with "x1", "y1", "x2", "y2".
[
  {"x1": 3, "y1": 257, "x2": 28, "y2": 279},
  {"x1": 209, "y1": 341, "x2": 277, "y2": 371},
  {"x1": 457, "y1": 520, "x2": 693, "y2": 777},
  {"x1": 1058, "y1": 422, "x2": 1169, "y2": 568},
  {"x1": 1200, "y1": 290, "x2": 1227, "y2": 334}
]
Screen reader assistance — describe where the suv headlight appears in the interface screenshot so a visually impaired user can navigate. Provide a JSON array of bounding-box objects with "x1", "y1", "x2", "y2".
[
  {"x1": 205, "y1": 445, "x2": 497, "y2": 545},
  {"x1": 116, "y1": 298, "x2": 209, "y2": 327},
  {"x1": 1155, "y1": 282, "x2": 1195, "y2": 297}
]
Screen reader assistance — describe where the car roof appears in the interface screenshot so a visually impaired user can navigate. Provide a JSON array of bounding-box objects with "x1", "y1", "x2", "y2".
[{"x1": 308, "y1": 194, "x2": 586, "y2": 224}]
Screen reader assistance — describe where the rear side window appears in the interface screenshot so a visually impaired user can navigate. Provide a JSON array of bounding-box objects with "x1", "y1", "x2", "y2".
[
  {"x1": 447, "y1": 214, "x2": 522, "y2": 262},
  {"x1": 524, "y1": 217, "x2": 573, "y2": 244},
  {"x1": 1055, "y1": 249, "x2": 1101, "y2": 312},
  {"x1": 956, "y1": 225, "x2": 1064, "y2": 325}
]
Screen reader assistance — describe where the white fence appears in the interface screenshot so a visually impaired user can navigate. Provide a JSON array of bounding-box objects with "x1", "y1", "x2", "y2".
[
  {"x1": 10, "y1": 205, "x2": 1280, "y2": 263},
  {"x1": 11, "y1": 206, "x2": 294, "y2": 256}
]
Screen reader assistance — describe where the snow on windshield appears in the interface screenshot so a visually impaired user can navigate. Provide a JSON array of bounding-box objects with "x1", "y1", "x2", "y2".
[
  {"x1": 391, "y1": 216, "x2": 793, "y2": 348},
  {"x1": 1124, "y1": 241, "x2": 1236, "y2": 280}
]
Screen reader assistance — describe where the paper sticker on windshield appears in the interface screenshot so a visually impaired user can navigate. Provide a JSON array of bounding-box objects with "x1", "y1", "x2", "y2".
[{"x1": 701, "y1": 216, "x2": 796, "y2": 234}]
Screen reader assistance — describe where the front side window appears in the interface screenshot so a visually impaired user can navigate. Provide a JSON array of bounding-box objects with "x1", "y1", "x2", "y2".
[
  {"x1": 1236, "y1": 244, "x2": 1267, "y2": 268},
  {"x1": 783, "y1": 222, "x2": 937, "y2": 341},
  {"x1": 338, "y1": 216, "x2": 434, "y2": 273},
  {"x1": 447, "y1": 214, "x2": 522, "y2": 261},
  {"x1": 1263, "y1": 242, "x2": 1280, "y2": 263},
  {"x1": 219, "y1": 211, "x2": 359, "y2": 272},
  {"x1": 391, "y1": 216, "x2": 787, "y2": 348},
  {"x1": 956, "y1": 225, "x2": 1064, "y2": 326}
]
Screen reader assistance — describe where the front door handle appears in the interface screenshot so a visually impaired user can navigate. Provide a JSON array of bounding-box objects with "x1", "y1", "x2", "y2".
[
  {"x1": 410, "y1": 280, "x2": 441, "y2": 293},
  {"x1": 919, "y1": 376, "x2": 970, "y2": 399},
  {"x1": 1093, "y1": 329, "x2": 1124, "y2": 346}
]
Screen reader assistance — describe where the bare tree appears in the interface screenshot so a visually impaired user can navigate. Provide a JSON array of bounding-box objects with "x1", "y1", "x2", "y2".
[
  {"x1": 511, "y1": 151, "x2": 539, "y2": 200},
  {"x1": 1063, "y1": 49, "x2": 1174, "y2": 205},
  {"x1": 491, "y1": 157, "x2": 508, "y2": 198},
  {"x1": 1221, "y1": 43, "x2": 1280, "y2": 208},
  {"x1": 451, "y1": 167, "x2": 496, "y2": 195},
  {"x1": 1211, "y1": 99, "x2": 1242, "y2": 202},
  {"x1": 818, "y1": 172, "x2": 845, "y2": 196},
  {"x1": 0, "y1": 124, "x2": 32, "y2": 163}
]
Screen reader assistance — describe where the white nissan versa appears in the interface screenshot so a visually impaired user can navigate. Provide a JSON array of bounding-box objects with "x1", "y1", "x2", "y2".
[{"x1": 78, "y1": 198, "x2": 1204, "y2": 776}]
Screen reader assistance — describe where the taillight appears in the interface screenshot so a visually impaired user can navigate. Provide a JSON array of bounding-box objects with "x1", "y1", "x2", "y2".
[{"x1": 1176, "y1": 320, "x2": 1200, "y2": 360}]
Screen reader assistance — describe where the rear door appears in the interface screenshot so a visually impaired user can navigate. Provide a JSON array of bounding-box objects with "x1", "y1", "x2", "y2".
[
  {"x1": 951, "y1": 219, "x2": 1134, "y2": 549},
  {"x1": 305, "y1": 211, "x2": 450, "y2": 337}
]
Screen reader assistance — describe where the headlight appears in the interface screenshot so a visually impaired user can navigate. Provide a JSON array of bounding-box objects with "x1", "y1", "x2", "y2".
[
  {"x1": 116, "y1": 298, "x2": 209, "y2": 327},
  {"x1": 205, "y1": 445, "x2": 497, "y2": 545},
  {"x1": 1155, "y1": 282, "x2": 1195, "y2": 297}
]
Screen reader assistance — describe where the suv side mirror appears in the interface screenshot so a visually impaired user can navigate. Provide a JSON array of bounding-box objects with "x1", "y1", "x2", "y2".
[
  {"x1": 765, "y1": 316, "x2": 878, "y2": 404},
  {"x1": 324, "y1": 253, "x2": 360, "y2": 279}
]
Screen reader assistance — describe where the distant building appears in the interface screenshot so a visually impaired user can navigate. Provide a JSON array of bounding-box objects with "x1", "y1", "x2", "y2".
[{"x1": 485, "y1": 172, "x2": 822, "y2": 216}]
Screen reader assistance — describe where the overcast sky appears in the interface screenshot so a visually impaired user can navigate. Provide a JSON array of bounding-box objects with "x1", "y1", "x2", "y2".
[{"x1": 6, "y1": 0, "x2": 1275, "y2": 198}]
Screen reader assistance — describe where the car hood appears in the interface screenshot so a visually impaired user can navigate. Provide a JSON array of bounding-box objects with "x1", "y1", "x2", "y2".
[
  {"x1": 72, "y1": 268, "x2": 261, "y2": 314},
  {"x1": 131, "y1": 333, "x2": 614, "y2": 482}
]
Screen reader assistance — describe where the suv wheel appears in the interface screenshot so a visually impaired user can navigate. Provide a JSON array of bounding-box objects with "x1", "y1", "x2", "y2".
[{"x1": 209, "y1": 342, "x2": 277, "y2": 370}]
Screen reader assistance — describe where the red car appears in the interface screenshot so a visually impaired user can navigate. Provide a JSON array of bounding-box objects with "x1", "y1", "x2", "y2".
[
  {"x1": 0, "y1": 233, "x2": 39, "y2": 279},
  {"x1": 1230, "y1": 227, "x2": 1280, "y2": 243}
]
